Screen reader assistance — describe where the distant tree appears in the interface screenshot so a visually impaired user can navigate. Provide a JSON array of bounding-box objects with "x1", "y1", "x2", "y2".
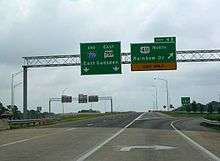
[
  {"x1": 207, "y1": 104, "x2": 214, "y2": 114},
  {"x1": 0, "y1": 102, "x2": 8, "y2": 115},
  {"x1": 218, "y1": 107, "x2": 220, "y2": 114},
  {"x1": 28, "y1": 109, "x2": 41, "y2": 119},
  {"x1": 186, "y1": 105, "x2": 191, "y2": 113},
  {"x1": 191, "y1": 101, "x2": 197, "y2": 113},
  {"x1": 7, "y1": 105, "x2": 22, "y2": 119},
  {"x1": 199, "y1": 105, "x2": 204, "y2": 114}
]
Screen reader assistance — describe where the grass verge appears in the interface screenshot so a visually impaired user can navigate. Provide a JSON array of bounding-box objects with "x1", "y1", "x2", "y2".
[{"x1": 9, "y1": 113, "x2": 114, "y2": 129}]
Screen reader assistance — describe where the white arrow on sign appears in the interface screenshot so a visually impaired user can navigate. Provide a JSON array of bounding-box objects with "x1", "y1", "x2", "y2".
[
  {"x1": 120, "y1": 145, "x2": 176, "y2": 152},
  {"x1": 83, "y1": 67, "x2": 89, "y2": 73},
  {"x1": 113, "y1": 66, "x2": 119, "y2": 71},
  {"x1": 168, "y1": 53, "x2": 174, "y2": 59}
]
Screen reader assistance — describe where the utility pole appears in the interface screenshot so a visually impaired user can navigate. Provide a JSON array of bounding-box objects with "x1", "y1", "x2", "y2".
[{"x1": 110, "y1": 98, "x2": 113, "y2": 113}]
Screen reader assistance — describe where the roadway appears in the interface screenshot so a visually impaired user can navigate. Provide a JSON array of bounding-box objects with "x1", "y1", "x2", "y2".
[{"x1": 0, "y1": 112, "x2": 219, "y2": 161}]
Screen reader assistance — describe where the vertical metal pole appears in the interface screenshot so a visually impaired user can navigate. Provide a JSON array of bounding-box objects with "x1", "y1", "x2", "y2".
[
  {"x1": 11, "y1": 74, "x2": 14, "y2": 107},
  {"x1": 23, "y1": 67, "x2": 28, "y2": 118},
  {"x1": 49, "y1": 99, "x2": 51, "y2": 113},
  {"x1": 110, "y1": 98, "x2": 113, "y2": 113},
  {"x1": 155, "y1": 87, "x2": 158, "y2": 111},
  {"x1": 62, "y1": 103, "x2": 64, "y2": 115},
  {"x1": 166, "y1": 80, "x2": 169, "y2": 111}
]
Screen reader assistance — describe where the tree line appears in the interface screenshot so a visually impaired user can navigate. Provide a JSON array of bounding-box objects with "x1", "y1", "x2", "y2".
[
  {"x1": 175, "y1": 101, "x2": 220, "y2": 114},
  {"x1": 0, "y1": 102, "x2": 54, "y2": 119}
]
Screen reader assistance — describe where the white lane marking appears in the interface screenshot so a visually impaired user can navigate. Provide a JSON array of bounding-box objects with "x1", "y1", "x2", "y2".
[
  {"x1": 120, "y1": 145, "x2": 176, "y2": 152},
  {"x1": 75, "y1": 112, "x2": 146, "y2": 161},
  {"x1": 0, "y1": 128, "x2": 77, "y2": 148},
  {"x1": 171, "y1": 120, "x2": 220, "y2": 161},
  {"x1": 64, "y1": 128, "x2": 77, "y2": 132},
  {"x1": 0, "y1": 139, "x2": 30, "y2": 148},
  {"x1": 137, "y1": 117, "x2": 161, "y2": 121}
]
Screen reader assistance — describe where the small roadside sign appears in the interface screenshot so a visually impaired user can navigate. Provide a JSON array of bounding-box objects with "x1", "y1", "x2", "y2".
[
  {"x1": 78, "y1": 94, "x2": 87, "y2": 103},
  {"x1": 88, "y1": 95, "x2": 99, "y2": 102},
  {"x1": 181, "y1": 97, "x2": 190, "y2": 106},
  {"x1": 154, "y1": 37, "x2": 176, "y2": 43}
]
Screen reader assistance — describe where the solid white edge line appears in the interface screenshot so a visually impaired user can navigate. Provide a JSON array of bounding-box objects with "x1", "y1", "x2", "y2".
[
  {"x1": 75, "y1": 112, "x2": 146, "y2": 161},
  {"x1": 170, "y1": 120, "x2": 220, "y2": 161}
]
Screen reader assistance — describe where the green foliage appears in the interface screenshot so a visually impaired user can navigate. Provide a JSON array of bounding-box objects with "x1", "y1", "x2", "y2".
[
  {"x1": 186, "y1": 105, "x2": 191, "y2": 113},
  {"x1": 218, "y1": 107, "x2": 220, "y2": 114},
  {"x1": 200, "y1": 105, "x2": 204, "y2": 114},
  {"x1": 204, "y1": 114, "x2": 220, "y2": 121},
  {"x1": 191, "y1": 101, "x2": 197, "y2": 112},
  {"x1": 7, "y1": 105, "x2": 22, "y2": 119},
  {"x1": 207, "y1": 104, "x2": 214, "y2": 114},
  {"x1": 0, "y1": 101, "x2": 8, "y2": 115},
  {"x1": 78, "y1": 109, "x2": 100, "y2": 113}
]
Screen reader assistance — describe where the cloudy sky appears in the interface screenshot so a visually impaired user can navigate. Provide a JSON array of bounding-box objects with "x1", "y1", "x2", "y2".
[{"x1": 0, "y1": 0, "x2": 220, "y2": 113}]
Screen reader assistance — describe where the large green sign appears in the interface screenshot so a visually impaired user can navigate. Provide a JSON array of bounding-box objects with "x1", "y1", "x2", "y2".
[
  {"x1": 181, "y1": 97, "x2": 190, "y2": 106},
  {"x1": 80, "y1": 42, "x2": 121, "y2": 75},
  {"x1": 154, "y1": 37, "x2": 176, "y2": 43},
  {"x1": 131, "y1": 42, "x2": 176, "y2": 71}
]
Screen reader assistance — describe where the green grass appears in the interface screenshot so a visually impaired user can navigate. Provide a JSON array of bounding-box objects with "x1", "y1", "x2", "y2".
[
  {"x1": 9, "y1": 113, "x2": 114, "y2": 129},
  {"x1": 161, "y1": 111, "x2": 220, "y2": 121},
  {"x1": 200, "y1": 122, "x2": 220, "y2": 130},
  {"x1": 60, "y1": 113, "x2": 113, "y2": 122},
  {"x1": 204, "y1": 114, "x2": 220, "y2": 121},
  {"x1": 161, "y1": 111, "x2": 207, "y2": 118}
]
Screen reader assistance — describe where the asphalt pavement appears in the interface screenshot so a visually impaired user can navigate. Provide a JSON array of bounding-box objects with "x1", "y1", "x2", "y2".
[{"x1": 0, "y1": 112, "x2": 219, "y2": 161}]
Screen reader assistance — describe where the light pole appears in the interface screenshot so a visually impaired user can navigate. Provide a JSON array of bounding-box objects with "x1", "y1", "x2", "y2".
[
  {"x1": 11, "y1": 71, "x2": 22, "y2": 108},
  {"x1": 61, "y1": 88, "x2": 68, "y2": 115},
  {"x1": 154, "y1": 77, "x2": 169, "y2": 111},
  {"x1": 151, "y1": 85, "x2": 158, "y2": 111}
]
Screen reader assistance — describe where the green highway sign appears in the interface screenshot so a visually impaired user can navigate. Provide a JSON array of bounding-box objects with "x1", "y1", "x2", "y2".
[
  {"x1": 181, "y1": 97, "x2": 190, "y2": 106},
  {"x1": 154, "y1": 37, "x2": 176, "y2": 43},
  {"x1": 80, "y1": 42, "x2": 121, "y2": 75},
  {"x1": 131, "y1": 42, "x2": 176, "y2": 71}
]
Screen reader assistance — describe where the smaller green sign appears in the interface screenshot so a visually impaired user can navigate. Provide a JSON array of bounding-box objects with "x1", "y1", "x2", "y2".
[
  {"x1": 181, "y1": 97, "x2": 190, "y2": 106},
  {"x1": 154, "y1": 37, "x2": 176, "y2": 43}
]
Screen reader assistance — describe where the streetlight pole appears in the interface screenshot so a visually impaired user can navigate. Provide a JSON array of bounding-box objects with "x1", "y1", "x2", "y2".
[
  {"x1": 154, "y1": 77, "x2": 169, "y2": 111},
  {"x1": 61, "y1": 88, "x2": 68, "y2": 115},
  {"x1": 11, "y1": 71, "x2": 22, "y2": 108},
  {"x1": 152, "y1": 85, "x2": 158, "y2": 111}
]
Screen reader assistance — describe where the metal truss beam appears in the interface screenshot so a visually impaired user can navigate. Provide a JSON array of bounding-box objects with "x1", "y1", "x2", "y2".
[{"x1": 23, "y1": 49, "x2": 220, "y2": 68}]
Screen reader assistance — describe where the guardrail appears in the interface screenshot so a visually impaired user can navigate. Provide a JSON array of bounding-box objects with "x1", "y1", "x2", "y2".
[
  {"x1": 8, "y1": 118, "x2": 57, "y2": 127},
  {"x1": 202, "y1": 118, "x2": 220, "y2": 126}
]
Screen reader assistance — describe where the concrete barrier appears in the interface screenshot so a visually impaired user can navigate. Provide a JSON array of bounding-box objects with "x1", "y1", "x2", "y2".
[{"x1": 0, "y1": 119, "x2": 10, "y2": 130}]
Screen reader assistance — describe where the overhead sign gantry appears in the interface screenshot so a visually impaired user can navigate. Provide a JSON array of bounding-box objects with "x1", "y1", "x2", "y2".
[{"x1": 21, "y1": 37, "x2": 220, "y2": 117}]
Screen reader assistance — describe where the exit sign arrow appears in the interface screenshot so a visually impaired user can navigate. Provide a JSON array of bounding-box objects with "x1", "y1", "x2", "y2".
[
  {"x1": 119, "y1": 145, "x2": 176, "y2": 152},
  {"x1": 113, "y1": 66, "x2": 120, "y2": 71},
  {"x1": 83, "y1": 67, "x2": 89, "y2": 73}
]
